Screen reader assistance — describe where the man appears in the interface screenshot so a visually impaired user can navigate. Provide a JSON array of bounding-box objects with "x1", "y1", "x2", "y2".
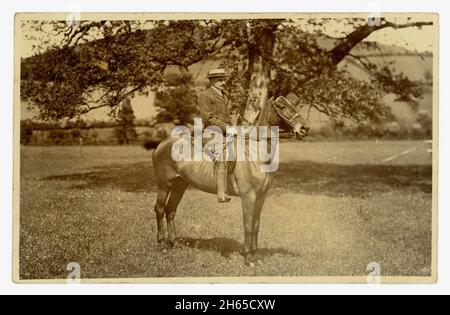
[{"x1": 198, "y1": 68, "x2": 236, "y2": 203}]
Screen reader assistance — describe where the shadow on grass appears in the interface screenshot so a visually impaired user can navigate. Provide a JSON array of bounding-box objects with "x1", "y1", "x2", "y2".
[
  {"x1": 275, "y1": 161, "x2": 432, "y2": 197},
  {"x1": 42, "y1": 160, "x2": 432, "y2": 197},
  {"x1": 43, "y1": 162, "x2": 157, "y2": 192},
  {"x1": 178, "y1": 237, "x2": 300, "y2": 259}
]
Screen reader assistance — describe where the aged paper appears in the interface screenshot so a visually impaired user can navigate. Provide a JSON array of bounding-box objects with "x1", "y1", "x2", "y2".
[{"x1": 13, "y1": 13, "x2": 439, "y2": 284}]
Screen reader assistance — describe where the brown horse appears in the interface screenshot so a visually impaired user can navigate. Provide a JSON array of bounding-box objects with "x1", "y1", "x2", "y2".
[{"x1": 152, "y1": 97, "x2": 309, "y2": 265}]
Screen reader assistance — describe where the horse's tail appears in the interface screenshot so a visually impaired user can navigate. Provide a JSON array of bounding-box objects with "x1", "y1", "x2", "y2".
[{"x1": 151, "y1": 143, "x2": 158, "y2": 162}]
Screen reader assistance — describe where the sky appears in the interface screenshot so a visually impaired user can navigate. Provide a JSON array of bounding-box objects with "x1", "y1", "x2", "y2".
[{"x1": 19, "y1": 15, "x2": 437, "y2": 121}]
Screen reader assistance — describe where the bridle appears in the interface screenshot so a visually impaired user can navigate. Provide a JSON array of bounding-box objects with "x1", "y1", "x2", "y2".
[
  {"x1": 236, "y1": 96, "x2": 309, "y2": 141},
  {"x1": 270, "y1": 97, "x2": 309, "y2": 141}
]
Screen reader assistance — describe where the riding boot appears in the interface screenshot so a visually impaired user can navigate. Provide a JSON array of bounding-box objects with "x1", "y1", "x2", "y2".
[{"x1": 217, "y1": 160, "x2": 231, "y2": 203}]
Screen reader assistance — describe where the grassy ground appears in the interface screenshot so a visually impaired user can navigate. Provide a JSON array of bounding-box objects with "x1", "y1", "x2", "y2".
[{"x1": 19, "y1": 141, "x2": 433, "y2": 279}]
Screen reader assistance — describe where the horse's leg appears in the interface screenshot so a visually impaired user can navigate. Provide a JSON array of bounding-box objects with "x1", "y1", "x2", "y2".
[
  {"x1": 165, "y1": 178, "x2": 188, "y2": 248},
  {"x1": 154, "y1": 187, "x2": 170, "y2": 245},
  {"x1": 241, "y1": 191, "x2": 257, "y2": 265},
  {"x1": 252, "y1": 192, "x2": 267, "y2": 256}
]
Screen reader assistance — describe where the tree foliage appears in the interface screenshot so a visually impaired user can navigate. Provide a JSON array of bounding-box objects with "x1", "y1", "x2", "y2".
[
  {"x1": 20, "y1": 18, "x2": 433, "y2": 124},
  {"x1": 154, "y1": 72, "x2": 199, "y2": 125}
]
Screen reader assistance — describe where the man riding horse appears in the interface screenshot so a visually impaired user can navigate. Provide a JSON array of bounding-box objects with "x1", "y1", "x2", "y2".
[
  {"x1": 152, "y1": 68, "x2": 309, "y2": 263},
  {"x1": 198, "y1": 68, "x2": 237, "y2": 203}
]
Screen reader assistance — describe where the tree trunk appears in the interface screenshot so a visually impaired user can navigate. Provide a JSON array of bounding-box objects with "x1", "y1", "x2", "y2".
[{"x1": 244, "y1": 22, "x2": 278, "y2": 118}]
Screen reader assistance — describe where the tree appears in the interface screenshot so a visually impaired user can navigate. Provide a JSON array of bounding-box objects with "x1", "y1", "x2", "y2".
[
  {"x1": 20, "y1": 18, "x2": 433, "y2": 124},
  {"x1": 416, "y1": 110, "x2": 432, "y2": 138},
  {"x1": 424, "y1": 69, "x2": 433, "y2": 83},
  {"x1": 20, "y1": 120, "x2": 33, "y2": 145},
  {"x1": 154, "y1": 72, "x2": 198, "y2": 125},
  {"x1": 114, "y1": 98, "x2": 137, "y2": 144}
]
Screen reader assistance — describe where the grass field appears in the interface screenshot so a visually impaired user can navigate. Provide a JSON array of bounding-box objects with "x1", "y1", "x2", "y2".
[{"x1": 19, "y1": 141, "x2": 433, "y2": 280}]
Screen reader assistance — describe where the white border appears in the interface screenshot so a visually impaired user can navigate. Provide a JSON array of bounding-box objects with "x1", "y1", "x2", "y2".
[{"x1": 2, "y1": 0, "x2": 450, "y2": 295}]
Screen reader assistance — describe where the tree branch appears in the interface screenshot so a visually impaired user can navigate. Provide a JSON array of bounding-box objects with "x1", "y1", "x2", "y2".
[
  {"x1": 383, "y1": 20, "x2": 434, "y2": 30},
  {"x1": 81, "y1": 84, "x2": 146, "y2": 116},
  {"x1": 285, "y1": 19, "x2": 433, "y2": 92},
  {"x1": 329, "y1": 20, "x2": 433, "y2": 64},
  {"x1": 64, "y1": 21, "x2": 107, "y2": 47},
  {"x1": 348, "y1": 53, "x2": 378, "y2": 73}
]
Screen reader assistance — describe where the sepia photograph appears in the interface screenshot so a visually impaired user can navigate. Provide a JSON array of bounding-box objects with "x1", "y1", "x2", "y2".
[{"x1": 13, "y1": 13, "x2": 438, "y2": 283}]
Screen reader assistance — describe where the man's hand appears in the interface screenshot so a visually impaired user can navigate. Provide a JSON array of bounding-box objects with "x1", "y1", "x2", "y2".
[
  {"x1": 226, "y1": 126, "x2": 239, "y2": 136},
  {"x1": 231, "y1": 113, "x2": 240, "y2": 126}
]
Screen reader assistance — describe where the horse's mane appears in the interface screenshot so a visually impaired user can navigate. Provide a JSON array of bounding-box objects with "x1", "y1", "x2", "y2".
[{"x1": 256, "y1": 97, "x2": 274, "y2": 126}]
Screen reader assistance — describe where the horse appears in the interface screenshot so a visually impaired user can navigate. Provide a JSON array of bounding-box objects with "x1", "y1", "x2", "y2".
[{"x1": 151, "y1": 97, "x2": 310, "y2": 265}]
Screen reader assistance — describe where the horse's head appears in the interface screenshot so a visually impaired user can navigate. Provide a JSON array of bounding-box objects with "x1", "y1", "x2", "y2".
[{"x1": 270, "y1": 96, "x2": 310, "y2": 140}]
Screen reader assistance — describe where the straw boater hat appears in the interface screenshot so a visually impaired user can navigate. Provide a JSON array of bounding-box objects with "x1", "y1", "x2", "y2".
[{"x1": 206, "y1": 68, "x2": 229, "y2": 79}]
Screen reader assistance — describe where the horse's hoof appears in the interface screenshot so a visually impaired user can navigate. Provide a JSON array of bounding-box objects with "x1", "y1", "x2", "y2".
[
  {"x1": 253, "y1": 252, "x2": 264, "y2": 265},
  {"x1": 172, "y1": 239, "x2": 184, "y2": 249},
  {"x1": 166, "y1": 239, "x2": 183, "y2": 249},
  {"x1": 244, "y1": 254, "x2": 257, "y2": 267},
  {"x1": 156, "y1": 241, "x2": 168, "y2": 251},
  {"x1": 252, "y1": 255, "x2": 263, "y2": 265}
]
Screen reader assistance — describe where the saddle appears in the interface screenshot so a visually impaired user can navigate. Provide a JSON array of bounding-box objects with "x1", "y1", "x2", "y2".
[{"x1": 203, "y1": 136, "x2": 237, "y2": 175}]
